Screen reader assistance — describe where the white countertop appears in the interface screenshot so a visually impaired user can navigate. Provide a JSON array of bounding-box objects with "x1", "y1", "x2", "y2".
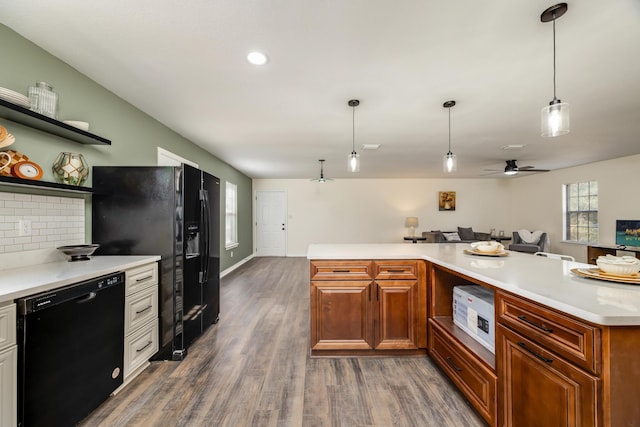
[
  {"x1": 307, "y1": 243, "x2": 640, "y2": 326},
  {"x1": 0, "y1": 255, "x2": 161, "y2": 303}
]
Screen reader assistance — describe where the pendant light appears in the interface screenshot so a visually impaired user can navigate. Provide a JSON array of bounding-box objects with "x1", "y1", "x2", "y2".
[
  {"x1": 310, "y1": 159, "x2": 333, "y2": 183},
  {"x1": 347, "y1": 99, "x2": 360, "y2": 173},
  {"x1": 541, "y1": 3, "x2": 569, "y2": 137},
  {"x1": 442, "y1": 100, "x2": 457, "y2": 173}
]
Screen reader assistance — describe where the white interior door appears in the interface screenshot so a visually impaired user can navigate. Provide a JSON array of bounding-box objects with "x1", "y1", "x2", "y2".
[{"x1": 256, "y1": 191, "x2": 287, "y2": 257}]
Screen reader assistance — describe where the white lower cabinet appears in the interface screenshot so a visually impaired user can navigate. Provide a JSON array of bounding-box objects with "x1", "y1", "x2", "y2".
[
  {"x1": 117, "y1": 262, "x2": 159, "y2": 391},
  {"x1": 124, "y1": 321, "x2": 159, "y2": 378},
  {"x1": 0, "y1": 303, "x2": 16, "y2": 427}
]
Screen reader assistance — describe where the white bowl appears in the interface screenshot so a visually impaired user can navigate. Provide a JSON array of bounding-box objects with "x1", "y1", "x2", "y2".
[
  {"x1": 596, "y1": 255, "x2": 640, "y2": 276},
  {"x1": 63, "y1": 120, "x2": 90, "y2": 131},
  {"x1": 470, "y1": 241, "x2": 504, "y2": 253}
]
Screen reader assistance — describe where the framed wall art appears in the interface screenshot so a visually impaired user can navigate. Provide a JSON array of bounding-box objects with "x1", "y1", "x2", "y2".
[{"x1": 439, "y1": 191, "x2": 456, "y2": 211}]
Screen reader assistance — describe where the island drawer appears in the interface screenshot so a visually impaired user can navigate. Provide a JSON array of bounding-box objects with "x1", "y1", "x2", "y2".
[
  {"x1": 496, "y1": 291, "x2": 600, "y2": 375},
  {"x1": 429, "y1": 319, "x2": 497, "y2": 426},
  {"x1": 0, "y1": 303, "x2": 16, "y2": 350},
  {"x1": 125, "y1": 262, "x2": 159, "y2": 295},
  {"x1": 374, "y1": 260, "x2": 419, "y2": 280},
  {"x1": 310, "y1": 260, "x2": 373, "y2": 280}
]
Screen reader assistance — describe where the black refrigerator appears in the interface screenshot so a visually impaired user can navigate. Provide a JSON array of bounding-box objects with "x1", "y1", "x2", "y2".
[{"x1": 92, "y1": 164, "x2": 220, "y2": 360}]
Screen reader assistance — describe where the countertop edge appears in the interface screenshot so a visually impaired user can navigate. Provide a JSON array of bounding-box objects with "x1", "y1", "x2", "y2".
[
  {"x1": 0, "y1": 255, "x2": 161, "y2": 302},
  {"x1": 307, "y1": 243, "x2": 640, "y2": 327}
]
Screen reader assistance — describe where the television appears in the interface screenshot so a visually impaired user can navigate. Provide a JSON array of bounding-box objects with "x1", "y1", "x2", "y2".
[{"x1": 615, "y1": 220, "x2": 640, "y2": 248}]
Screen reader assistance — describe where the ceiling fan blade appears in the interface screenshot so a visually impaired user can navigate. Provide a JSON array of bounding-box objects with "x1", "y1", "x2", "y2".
[{"x1": 519, "y1": 166, "x2": 550, "y2": 172}]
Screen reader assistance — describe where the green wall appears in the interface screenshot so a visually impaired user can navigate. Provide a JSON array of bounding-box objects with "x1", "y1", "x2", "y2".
[{"x1": 0, "y1": 24, "x2": 252, "y2": 271}]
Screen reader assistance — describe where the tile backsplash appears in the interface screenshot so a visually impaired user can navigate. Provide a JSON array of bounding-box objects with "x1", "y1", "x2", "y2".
[{"x1": 0, "y1": 191, "x2": 85, "y2": 254}]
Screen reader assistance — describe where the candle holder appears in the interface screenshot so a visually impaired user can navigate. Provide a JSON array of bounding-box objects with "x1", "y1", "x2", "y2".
[{"x1": 52, "y1": 152, "x2": 89, "y2": 186}]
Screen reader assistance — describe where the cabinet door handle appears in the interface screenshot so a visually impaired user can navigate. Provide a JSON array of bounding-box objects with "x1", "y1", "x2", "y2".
[
  {"x1": 136, "y1": 305, "x2": 153, "y2": 315},
  {"x1": 135, "y1": 275, "x2": 153, "y2": 282},
  {"x1": 387, "y1": 269, "x2": 406, "y2": 273},
  {"x1": 517, "y1": 341, "x2": 554, "y2": 363},
  {"x1": 136, "y1": 341, "x2": 153, "y2": 353},
  {"x1": 517, "y1": 315, "x2": 553, "y2": 333},
  {"x1": 332, "y1": 269, "x2": 351, "y2": 273},
  {"x1": 445, "y1": 356, "x2": 463, "y2": 372}
]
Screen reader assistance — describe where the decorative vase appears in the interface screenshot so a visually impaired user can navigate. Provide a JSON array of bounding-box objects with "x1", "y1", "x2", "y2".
[{"x1": 52, "y1": 152, "x2": 89, "y2": 186}]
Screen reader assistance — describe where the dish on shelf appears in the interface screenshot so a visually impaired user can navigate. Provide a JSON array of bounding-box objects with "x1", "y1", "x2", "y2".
[
  {"x1": 463, "y1": 248, "x2": 509, "y2": 257},
  {"x1": 0, "y1": 87, "x2": 31, "y2": 108},
  {"x1": 57, "y1": 244, "x2": 100, "y2": 261},
  {"x1": 571, "y1": 268, "x2": 640, "y2": 285},
  {"x1": 62, "y1": 120, "x2": 90, "y2": 131}
]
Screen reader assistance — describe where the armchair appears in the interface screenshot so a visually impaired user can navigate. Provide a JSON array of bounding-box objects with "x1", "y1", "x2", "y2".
[{"x1": 509, "y1": 231, "x2": 548, "y2": 254}]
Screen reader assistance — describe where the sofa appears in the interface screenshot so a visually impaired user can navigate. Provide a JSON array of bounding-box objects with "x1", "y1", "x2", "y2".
[{"x1": 422, "y1": 227, "x2": 492, "y2": 243}]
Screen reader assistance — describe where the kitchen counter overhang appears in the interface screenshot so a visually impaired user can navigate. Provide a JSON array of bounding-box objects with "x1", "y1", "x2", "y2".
[
  {"x1": 0, "y1": 255, "x2": 161, "y2": 303},
  {"x1": 307, "y1": 243, "x2": 640, "y2": 326}
]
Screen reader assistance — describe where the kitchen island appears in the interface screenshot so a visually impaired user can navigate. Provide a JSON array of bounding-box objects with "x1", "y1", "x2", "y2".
[{"x1": 308, "y1": 243, "x2": 640, "y2": 427}]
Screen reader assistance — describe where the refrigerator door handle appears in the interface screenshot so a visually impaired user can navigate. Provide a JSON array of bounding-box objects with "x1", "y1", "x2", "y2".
[{"x1": 200, "y1": 188, "x2": 211, "y2": 284}]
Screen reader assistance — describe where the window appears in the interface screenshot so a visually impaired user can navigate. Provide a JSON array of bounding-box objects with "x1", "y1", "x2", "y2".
[
  {"x1": 564, "y1": 180, "x2": 598, "y2": 243},
  {"x1": 225, "y1": 181, "x2": 238, "y2": 249}
]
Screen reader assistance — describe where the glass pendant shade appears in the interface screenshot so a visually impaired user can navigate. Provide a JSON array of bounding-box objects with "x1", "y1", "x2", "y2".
[
  {"x1": 348, "y1": 151, "x2": 360, "y2": 173},
  {"x1": 443, "y1": 152, "x2": 457, "y2": 173},
  {"x1": 541, "y1": 100, "x2": 569, "y2": 137}
]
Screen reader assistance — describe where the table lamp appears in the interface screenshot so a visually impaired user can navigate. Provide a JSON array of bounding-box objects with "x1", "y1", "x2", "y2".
[{"x1": 405, "y1": 217, "x2": 419, "y2": 237}]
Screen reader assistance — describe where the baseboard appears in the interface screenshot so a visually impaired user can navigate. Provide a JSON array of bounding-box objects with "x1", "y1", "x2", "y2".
[{"x1": 220, "y1": 253, "x2": 255, "y2": 278}]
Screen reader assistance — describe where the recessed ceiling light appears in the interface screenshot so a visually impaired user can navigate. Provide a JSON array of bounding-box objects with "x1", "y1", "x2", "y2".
[
  {"x1": 501, "y1": 144, "x2": 526, "y2": 150},
  {"x1": 247, "y1": 51, "x2": 268, "y2": 65},
  {"x1": 362, "y1": 144, "x2": 381, "y2": 150}
]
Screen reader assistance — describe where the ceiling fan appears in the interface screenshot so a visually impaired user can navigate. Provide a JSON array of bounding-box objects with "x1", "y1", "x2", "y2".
[
  {"x1": 310, "y1": 159, "x2": 333, "y2": 183},
  {"x1": 484, "y1": 160, "x2": 550, "y2": 176}
]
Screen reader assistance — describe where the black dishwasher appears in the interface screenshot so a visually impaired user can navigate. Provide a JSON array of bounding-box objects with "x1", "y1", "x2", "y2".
[{"x1": 17, "y1": 272, "x2": 125, "y2": 427}]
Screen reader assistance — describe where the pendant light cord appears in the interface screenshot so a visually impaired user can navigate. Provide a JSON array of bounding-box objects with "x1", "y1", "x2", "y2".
[
  {"x1": 447, "y1": 107, "x2": 452, "y2": 153},
  {"x1": 352, "y1": 105, "x2": 356, "y2": 153},
  {"x1": 552, "y1": 14, "x2": 557, "y2": 100}
]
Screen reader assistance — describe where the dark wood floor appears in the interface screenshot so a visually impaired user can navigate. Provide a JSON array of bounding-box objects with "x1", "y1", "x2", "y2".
[{"x1": 80, "y1": 257, "x2": 485, "y2": 427}]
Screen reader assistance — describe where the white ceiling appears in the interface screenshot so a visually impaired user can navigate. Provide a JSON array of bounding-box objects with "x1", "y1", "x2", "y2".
[{"x1": 2, "y1": 0, "x2": 639, "y2": 179}]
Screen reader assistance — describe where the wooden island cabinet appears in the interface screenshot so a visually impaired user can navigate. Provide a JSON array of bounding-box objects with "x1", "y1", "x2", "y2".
[
  {"x1": 308, "y1": 244, "x2": 640, "y2": 426},
  {"x1": 310, "y1": 259, "x2": 427, "y2": 356}
]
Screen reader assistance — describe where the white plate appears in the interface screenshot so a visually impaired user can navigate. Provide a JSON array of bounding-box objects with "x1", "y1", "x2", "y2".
[{"x1": 0, "y1": 87, "x2": 31, "y2": 107}]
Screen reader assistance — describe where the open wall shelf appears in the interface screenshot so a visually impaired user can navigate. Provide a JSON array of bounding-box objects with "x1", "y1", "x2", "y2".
[
  {"x1": 0, "y1": 98, "x2": 111, "y2": 145},
  {"x1": 0, "y1": 175, "x2": 92, "y2": 194}
]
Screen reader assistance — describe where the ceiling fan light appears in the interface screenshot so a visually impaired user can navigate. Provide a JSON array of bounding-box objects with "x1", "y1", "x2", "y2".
[
  {"x1": 443, "y1": 152, "x2": 457, "y2": 173},
  {"x1": 348, "y1": 151, "x2": 360, "y2": 173},
  {"x1": 504, "y1": 160, "x2": 519, "y2": 175},
  {"x1": 541, "y1": 100, "x2": 570, "y2": 137}
]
